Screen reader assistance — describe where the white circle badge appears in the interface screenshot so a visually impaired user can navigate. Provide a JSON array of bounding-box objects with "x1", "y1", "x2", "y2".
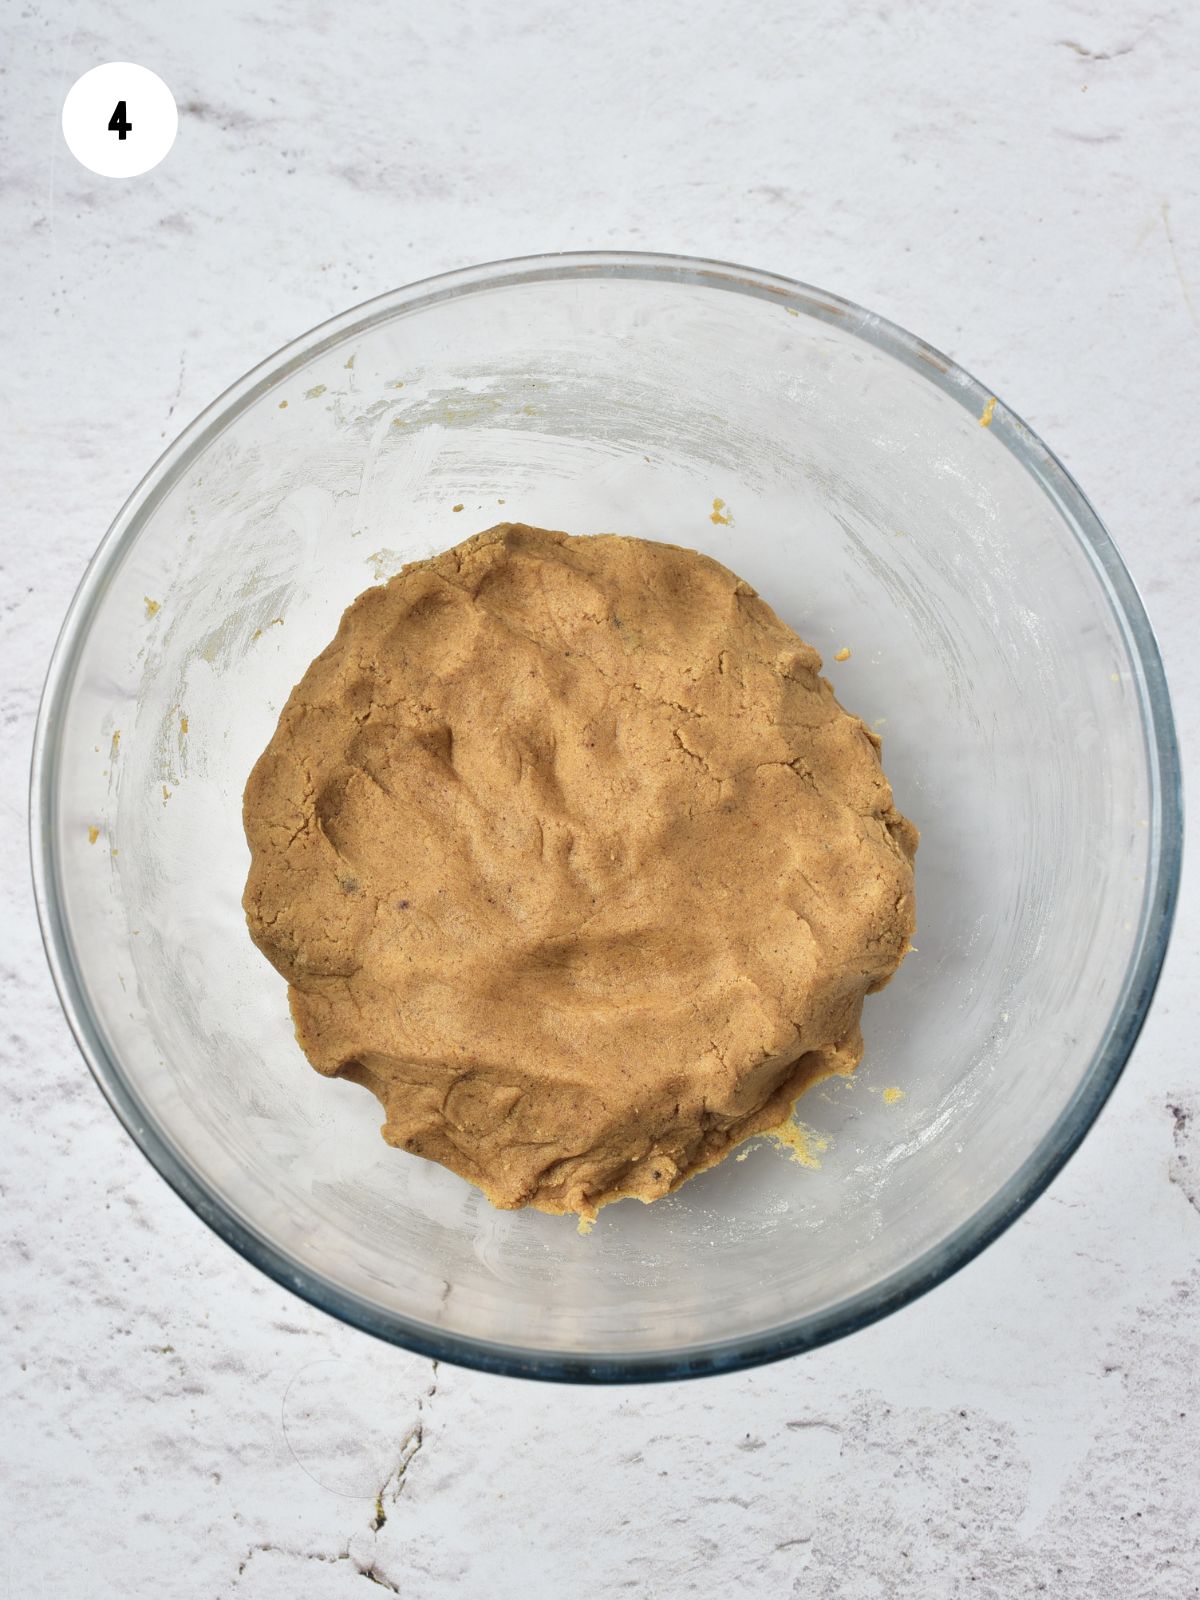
[{"x1": 62, "y1": 63, "x2": 178, "y2": 178}]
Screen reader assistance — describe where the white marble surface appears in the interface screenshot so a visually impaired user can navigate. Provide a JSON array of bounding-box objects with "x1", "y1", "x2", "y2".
[{"x1": 3, "y1": 1, "x2": 1199, "y2": 1595}]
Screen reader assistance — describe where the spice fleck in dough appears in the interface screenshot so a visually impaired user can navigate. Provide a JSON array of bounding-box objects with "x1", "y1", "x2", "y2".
[{"x1": 243, "y1": 525, "x2": 917, "y2": 1220}]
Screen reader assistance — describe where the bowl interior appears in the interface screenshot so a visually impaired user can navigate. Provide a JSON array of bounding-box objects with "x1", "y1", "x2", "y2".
[{"x1": 40, "y1": 261, "x2": 1163, "y2": 1373}]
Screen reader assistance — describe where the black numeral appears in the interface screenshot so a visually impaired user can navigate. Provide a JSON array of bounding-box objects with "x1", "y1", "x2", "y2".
[{"x1": 108, "y1": 101, "x2": 132, "y2": 140}]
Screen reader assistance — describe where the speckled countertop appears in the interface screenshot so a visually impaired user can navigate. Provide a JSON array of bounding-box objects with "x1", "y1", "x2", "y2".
[{"x1": 2, "y1": 2, "x2": 1198, "y2": 1596}]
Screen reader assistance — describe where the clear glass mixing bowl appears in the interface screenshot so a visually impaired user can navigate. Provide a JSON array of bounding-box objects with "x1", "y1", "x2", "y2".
[{"x1": 32, "y1": 253, "x2": 1181, "y2": 1381}]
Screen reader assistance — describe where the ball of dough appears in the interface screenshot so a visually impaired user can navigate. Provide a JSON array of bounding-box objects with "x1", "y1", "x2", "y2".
[{"x1": 243, "y1": 524, "x2": 917, "y2": 1219}]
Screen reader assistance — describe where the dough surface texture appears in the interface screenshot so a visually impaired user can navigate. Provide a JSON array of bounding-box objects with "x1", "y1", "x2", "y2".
[{"x1": 243, "y1": 524, "x2": 917, "y2": 1218}]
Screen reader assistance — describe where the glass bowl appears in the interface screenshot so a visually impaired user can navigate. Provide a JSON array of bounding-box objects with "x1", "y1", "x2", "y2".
[{"x1": 31, "y1": 252, "x2": 1181, "y2": 1382}]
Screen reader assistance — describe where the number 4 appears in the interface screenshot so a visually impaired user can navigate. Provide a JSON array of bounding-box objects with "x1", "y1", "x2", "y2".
[{"x1": 108, "y1": 101, "x2": 132, "y2": 140}]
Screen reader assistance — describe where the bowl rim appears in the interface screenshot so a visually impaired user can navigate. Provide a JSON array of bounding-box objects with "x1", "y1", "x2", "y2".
[{"x1": 29, "y1": 249, "x2": 1183, "y2": 1384}]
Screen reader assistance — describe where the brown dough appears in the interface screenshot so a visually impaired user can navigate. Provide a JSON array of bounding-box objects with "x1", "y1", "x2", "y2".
[{"x1": 243, "y1": 525, "x2": 917, "y2": 1220}]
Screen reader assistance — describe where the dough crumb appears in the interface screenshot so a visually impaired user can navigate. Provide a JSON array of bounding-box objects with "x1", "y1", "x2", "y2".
[
  {"x1": 87, "y1": 825, "x2": 99, "y2": 845},
  {"x1": 710, "y1": 497, "x2": 733, "y2": 525},
  {"x1": 979, "y1": 396, "x2": 997, "y2": 427},
  {"x1": 834, "y1": 647, "x2": 851, "y2": 662},
  {"x1": 764, "y1": 1117, "x2": 830, "y2": 1169},
  {"x1": 882, "y1": 1086, "x2": 905, "y2": 1105}
]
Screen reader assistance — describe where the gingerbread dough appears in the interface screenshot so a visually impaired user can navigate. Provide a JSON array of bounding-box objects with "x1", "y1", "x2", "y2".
[{"x1": 243, "y1": 524, "x2": 917, "y2": 1219}]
